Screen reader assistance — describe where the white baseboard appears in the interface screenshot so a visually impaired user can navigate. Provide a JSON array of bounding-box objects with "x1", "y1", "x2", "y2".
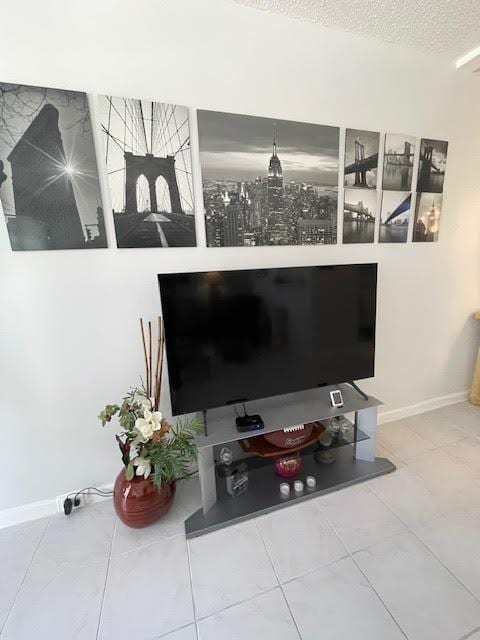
[
  {"x1": 378, "y1": 390, "x2": 469, "y2": 425},
  {"x1": 0, "y1": 483, "x2": 113, "y2": 530},
  {"x1": 0, "y1": 389, "x2": 472, "y2": 530}
]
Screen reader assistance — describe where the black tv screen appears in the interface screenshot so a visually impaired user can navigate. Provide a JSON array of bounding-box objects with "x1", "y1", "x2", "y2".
[{"x1": 158, "y1": 264, "x2": 377, "y2": 415}]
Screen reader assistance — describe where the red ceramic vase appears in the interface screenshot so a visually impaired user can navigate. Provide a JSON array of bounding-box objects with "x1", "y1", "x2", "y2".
[{"x1": 113, "y1": 470, "x2": 176, "y2": 528}]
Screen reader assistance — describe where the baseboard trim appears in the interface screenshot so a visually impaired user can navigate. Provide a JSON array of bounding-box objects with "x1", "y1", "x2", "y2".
[
  {"x1": 0, "y1": 483, "x2": 113, "y2": 530},
  {"x1": 0, "y1": 389, "x2": 471, "y2": 529},
  {"x1": 378, "y1": 390, "x2": 469, "y2": 425}
]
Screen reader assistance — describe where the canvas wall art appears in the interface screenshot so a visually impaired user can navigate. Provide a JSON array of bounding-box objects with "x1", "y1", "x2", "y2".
[
  {"x1": 416, "y1": 138, "x2": 448, "y2": 193},
  {"x1": 344, "y1": 128, "x2": 379, "y2": 189},
  {"x1": 0, "y1": 82, "x2": 106, "y2": 251},
  {"x1": 343, "y1": 188, "x2": 377, "y2": 243},
  {"x1": 379, "y1": 191, "x2": 411, "y2": 243},
  {"x1": 98, "y1": 96, "x2": 196, "y2": 248},
  {"x1": 413, "y1": 192, "x2": 442, "y2": 242},
  {"x1": 197, "y1": 110, "x2": 339, "y2": 247},
  {"x1": 383, "y1": 133, "x2": 416, "y2": 191}
]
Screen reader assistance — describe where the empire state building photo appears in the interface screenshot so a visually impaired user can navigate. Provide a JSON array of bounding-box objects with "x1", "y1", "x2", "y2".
[
  {"x1": 267, "y1": 133, "x2": 287, "y2": 244},
  {"x1": 197, "y1": 109, "x2": 340, "y2": 247}
]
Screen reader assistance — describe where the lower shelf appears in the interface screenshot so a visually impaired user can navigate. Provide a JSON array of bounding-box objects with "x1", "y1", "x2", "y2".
[{"x1": 185, "y1": 447, "x2": 396, "y2": 538}]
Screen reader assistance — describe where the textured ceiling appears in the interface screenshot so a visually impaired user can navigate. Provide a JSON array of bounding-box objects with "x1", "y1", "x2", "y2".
[{"x1": 232, "y1": 0, "x2": 480, "y2": 60}]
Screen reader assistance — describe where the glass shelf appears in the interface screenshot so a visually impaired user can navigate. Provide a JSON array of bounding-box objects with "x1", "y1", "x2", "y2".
[{"x1": 214, "y1": 425, "x2": 370, "y2": 484}]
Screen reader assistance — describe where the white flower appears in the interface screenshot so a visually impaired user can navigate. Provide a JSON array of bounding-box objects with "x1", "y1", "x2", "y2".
[
  {"x1": 132, "y1": 456, "x2": 151, "y2": 479},
  {"x1": 129, "y1": 444, "x2": 139, "y2": 460},
  {"x1": 134, "y1": 409, "x2": 163, "y2": 441},
  {"x1": 150, "y1": 410, "x2": 163, "y2": 431}
]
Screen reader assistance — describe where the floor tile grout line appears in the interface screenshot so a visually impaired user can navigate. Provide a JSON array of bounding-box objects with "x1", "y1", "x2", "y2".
[
  {"x1": 194, "y1": 585, "x2": 280, "y2": 624},
  {"x1": 379, "y1": 417, "x2": 479, "y2": 466},
  {"x1": 347, "y1": 551, "x2": 409, "y2": 640},
  {"x1": 278, "y1": 552, "x2": 351, "y2": 588},
  {"x1": 0, "y1": 515, "x2": 52, "y2": 636},
  {"x1": 378, "y1": 411, "x2": 475, "y2": 449},
  {"x1": 313, "y1": 499, "x2": 409, "y2": 640},
  {"x1": 372, "y1": 488, "x2": 480, "y2": 607},
  {"x1": 311, "y1": 484, "x2": 407, "y2": 554},
  {"x1": 95, "y1": 516, "x2": 117, "y2": 640},
  {"x1": 185, "y1": 534, "x2": 199, "y2": 624},
  {"x1": 114, "y1": 530, "x2": 184, "y2": 559},
  {"x1": 253, "y1": 519, "x2": 302, "y2": 640},
  {"x1": 153, "y1": 620, "x2": 199, "y2": 639},
  {"x1": 459, "y1": 624, "x2": 480, "y2": 640},
  {"x1": 188, "y1": 520, "x2": 282, "y2": 623}
]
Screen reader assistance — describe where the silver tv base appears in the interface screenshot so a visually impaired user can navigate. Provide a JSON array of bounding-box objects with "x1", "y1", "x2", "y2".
[{"x1": 185, "y1": 383, "x2": 395, "y2": 539}]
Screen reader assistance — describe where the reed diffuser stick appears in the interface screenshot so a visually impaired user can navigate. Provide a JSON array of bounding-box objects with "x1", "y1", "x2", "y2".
[
  {"x1": 154, "y1": 316, "x2": 162, "y2": 410},
  {"x1": 148, "y1": 321, "x2": 153, "y2": 399},
  {"x1": 139, "y1": 318, "x2": 149, "y2": 395},
  {"x1": 156, "y1": 317, "x2": 165, "y2": 411}
]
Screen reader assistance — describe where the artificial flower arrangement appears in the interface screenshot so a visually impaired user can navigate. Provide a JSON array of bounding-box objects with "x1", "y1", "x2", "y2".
[{"x1": 99, "y1": 317, "x2": 201, "y2": 487}]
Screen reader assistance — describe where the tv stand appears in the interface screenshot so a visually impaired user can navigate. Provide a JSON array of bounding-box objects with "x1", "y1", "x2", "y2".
[{"x1": 185, "y1": 383, "x2": 395, "y2": 538}]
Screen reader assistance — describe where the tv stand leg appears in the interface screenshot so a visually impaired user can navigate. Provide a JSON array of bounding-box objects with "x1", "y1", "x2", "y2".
[
  {"x1": 198, "y1": 445, "x2": 217, "y2": 514},
  {"x1": 354, "y1": 405, "x2": 377, "y2": 462}
]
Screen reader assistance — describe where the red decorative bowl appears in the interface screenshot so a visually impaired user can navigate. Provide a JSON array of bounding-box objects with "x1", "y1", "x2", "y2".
[
  {"x1": 265, "y1": 424, "x2": 313, "y2": 449},
  {"x1": 274, "y1": 452, "x2": 302, "y2": 477}
]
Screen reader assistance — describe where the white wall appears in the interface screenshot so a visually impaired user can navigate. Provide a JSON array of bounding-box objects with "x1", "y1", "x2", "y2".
[{"x1": 0, "y1": 0, "x2": 479, "y2": 513}]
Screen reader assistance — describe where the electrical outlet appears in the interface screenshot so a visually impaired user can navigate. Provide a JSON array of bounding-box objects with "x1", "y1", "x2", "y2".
[{"x1": 56, "y1": 484, "x2": 113, "y2": 515}]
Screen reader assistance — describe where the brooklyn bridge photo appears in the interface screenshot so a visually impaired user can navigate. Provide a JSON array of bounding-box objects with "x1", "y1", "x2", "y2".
[
  {"x1": 99, "y1": 96, "x2": 196, "y2": 248},
  {"x1": 383, "y1": 133, "x2": 416, "y2": 191},
  {"x1": 343, "y1": 188, "x2": 377, "y2": 243},
  {"x1": 416, "y1": 138, "x2": 448, "y2": 193},
  {"x1": 198, "y1": 110, "x2": 339, "y2": 247},
  {"x1": 0, "y1": 83, "x2": 106, "y2": 251},
  {"x1": 379, "y1": 191, "x2": 411, "y2": 243},
  {"x1": 344, "y1": 128, "x2": 379, "y2": 189}
]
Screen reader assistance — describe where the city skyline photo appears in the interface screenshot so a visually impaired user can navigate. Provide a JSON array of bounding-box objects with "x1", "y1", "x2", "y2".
[
  {"x1": 198, "y1": 110, "x2": 339, "y2": 247},
  {"x1": 413, "y1": 192, "x2": 443, "y2": 242}
]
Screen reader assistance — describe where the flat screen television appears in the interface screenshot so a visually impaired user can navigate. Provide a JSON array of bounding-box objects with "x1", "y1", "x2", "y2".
[{"x1": 158, "y1": 263, "x2": 377, "y2": 415}]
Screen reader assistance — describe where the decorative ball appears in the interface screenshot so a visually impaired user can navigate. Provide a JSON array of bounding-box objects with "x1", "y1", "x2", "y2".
[{"x1": 264, "y1": 423, "x2": 313, "y2": 449}]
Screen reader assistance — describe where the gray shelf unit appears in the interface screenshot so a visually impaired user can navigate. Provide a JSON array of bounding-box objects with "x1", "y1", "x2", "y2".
[{"x1": 185, "y1": 383, "x2": 396, "y2": 538}]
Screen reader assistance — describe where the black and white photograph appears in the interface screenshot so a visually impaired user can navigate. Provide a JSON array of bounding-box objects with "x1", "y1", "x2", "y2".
[
  {"x1": 383, "y1": 133, "x2": 416, "y2": 191},
  {"x1": 379, "y1": 191, "x2": 411, "y2": 243},
  {"x1": 344, "y1": 128, "x2": 379, "y2": 189},
  {"x1": 416, "y1": 138, "x2": 448, "y2": 193},
  {"x1": 0, "y1": 82, "x2": 106, "y2": 251},
  {"x1": 99, "y1": 95, "x2": 196, "y2": 248},
  {"x1": 413, "y1": 192, "x2": 443, "y2": 242},
  {"x1": 198, "y1": 110, "x2": 339, "y2": 247},
  {"x1": 343, "y1": 188, "x2": 377, "y2": 243}
]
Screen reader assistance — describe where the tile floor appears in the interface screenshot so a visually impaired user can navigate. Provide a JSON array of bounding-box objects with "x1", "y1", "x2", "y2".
[{"x1": 1, "y1": 401, "x2": 480, "y2": 640}]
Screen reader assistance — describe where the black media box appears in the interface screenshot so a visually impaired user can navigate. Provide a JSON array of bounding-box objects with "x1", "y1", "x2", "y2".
[{"x1": 235, "y1": 414, "x2": 264, "y2": 433}]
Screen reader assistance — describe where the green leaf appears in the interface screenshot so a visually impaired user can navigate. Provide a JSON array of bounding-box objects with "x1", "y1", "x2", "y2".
[{"x1": 125, "y1": 463, "x2": 134, "y2": 481}]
